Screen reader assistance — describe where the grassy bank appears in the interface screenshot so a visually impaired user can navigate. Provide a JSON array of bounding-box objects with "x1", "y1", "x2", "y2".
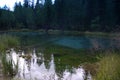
[
  {"x1": 0, "y1": 34, "x2": 20, "y2": 52},
  {"x1": 93, "y1": 52, "x2": 120, "y2": 80},
  {"x1": 0, "y1": 34, "x2": 20, "y2": 77},
  {"x1": 0, "y1": 34, "x2": 19, "y2": 79}
]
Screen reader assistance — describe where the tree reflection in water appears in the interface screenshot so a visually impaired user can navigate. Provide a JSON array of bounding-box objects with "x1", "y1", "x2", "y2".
[{"x1": 6, "y1": 49, "x2": 92, "y2": 80}]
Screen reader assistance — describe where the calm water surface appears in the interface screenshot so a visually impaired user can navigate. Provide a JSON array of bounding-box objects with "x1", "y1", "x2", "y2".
[{"x1": 7, "y1": 32, "x2": 120, "y2": 49}]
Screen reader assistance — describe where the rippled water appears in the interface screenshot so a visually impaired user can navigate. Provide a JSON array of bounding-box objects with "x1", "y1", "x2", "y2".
[{"x1": 6, "y1": 49, "x2": 92, "y2": 80}]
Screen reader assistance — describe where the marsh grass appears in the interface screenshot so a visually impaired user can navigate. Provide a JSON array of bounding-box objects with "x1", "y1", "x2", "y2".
[
  {"x1": 42, "y1": 44, "x2": 102, "y2": 73},
  {"x1": 94, "y1": 52, "x2": 120, "y2": 80},
  {"x1": 0, "y1": 34, "x2": 20, "y2": 52},
  {"x1": 0, "y1": 34, "x2": 19, "y2": 77},
  {"x1": 1, "y1": 53, "x2": 18, "y2": 77}
]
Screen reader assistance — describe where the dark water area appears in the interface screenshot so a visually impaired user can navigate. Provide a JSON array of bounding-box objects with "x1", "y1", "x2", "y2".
[{"x1": 3, "y1": 31, "x2": 120, "y2": 49}]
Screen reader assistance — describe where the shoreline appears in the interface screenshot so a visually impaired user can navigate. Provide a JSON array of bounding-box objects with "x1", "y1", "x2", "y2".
[{"x1": 0, "y1": 29, "x2": 120, "y2": 37}]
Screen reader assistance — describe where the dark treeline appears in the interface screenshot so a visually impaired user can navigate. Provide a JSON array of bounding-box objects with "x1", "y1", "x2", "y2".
[{"x1": 0, "y1": 0, "x2": 120, "y2": 32}]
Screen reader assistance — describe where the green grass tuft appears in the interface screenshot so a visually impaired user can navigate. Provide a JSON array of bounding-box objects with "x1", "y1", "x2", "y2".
[
  {"x1": 0, "y1": 34, "x2": 20, "y2": 52},
  {"x1": 94, "y1": 53, "x2": 120, "y2": 80},
  {"x1": 1, "y1": 53, "x2": 18, "y2": 77}
]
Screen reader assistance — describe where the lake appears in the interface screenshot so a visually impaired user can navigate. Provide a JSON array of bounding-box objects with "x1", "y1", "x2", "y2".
[
  {"x1": 2, "y1": 32, "x2": 120, "y2": 80},
  {"x1": 7, "y1": 31, "x2": 120, "y2": 49}
]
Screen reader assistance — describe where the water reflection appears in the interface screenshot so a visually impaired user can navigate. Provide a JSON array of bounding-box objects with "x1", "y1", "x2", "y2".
[
  {"x1": 54, "y1": 36, "x2": 120, "y2": 49},
  {"x1": 4, "y1": 32, "x2": 120, "y2": 49},
  {"x1": 6, "y1": 49, "x2": 92, "y2": 80}
]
